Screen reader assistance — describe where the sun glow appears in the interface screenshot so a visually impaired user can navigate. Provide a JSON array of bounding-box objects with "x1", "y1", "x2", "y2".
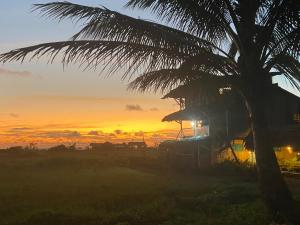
[{"x1": 0, "y1": 95, "x2": 179, "y2": 148}]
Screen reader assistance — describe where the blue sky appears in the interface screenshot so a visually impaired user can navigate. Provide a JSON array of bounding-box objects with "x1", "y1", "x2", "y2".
[
  {"x1": 0, "y1": 0, "x2": 157, "y2": 98},
  {"x1": 0, "y1": 1, "x2": 152, "y2": 49}
]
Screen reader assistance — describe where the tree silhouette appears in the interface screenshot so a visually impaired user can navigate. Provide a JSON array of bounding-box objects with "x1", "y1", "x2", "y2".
[{"x1": 0, "y1": 1, "x2": 299, "y2": 223}]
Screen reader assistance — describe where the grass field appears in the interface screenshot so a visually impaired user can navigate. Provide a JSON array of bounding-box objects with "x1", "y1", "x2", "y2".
[{"x1": 0, "y1": 150, "x2": 299, "y2": 225}]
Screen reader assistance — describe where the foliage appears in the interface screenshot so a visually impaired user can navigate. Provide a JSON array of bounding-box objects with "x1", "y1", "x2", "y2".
[{"x1": 0, "y1": 1, "x2": 298, "y2": 93}]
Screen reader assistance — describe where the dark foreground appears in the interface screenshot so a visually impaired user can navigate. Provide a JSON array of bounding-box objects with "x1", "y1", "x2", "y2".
[{"x1": 0, "y1": 150, "x2": 299, "y2": 225}]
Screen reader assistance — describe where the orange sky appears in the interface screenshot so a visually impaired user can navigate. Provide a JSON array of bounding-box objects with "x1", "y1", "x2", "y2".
[
  {"x1": 0, "y1": 57, "x2": 183, "y2": 148},
  {"x1": 0, "y1": 1, "x2": 185, "y2": 148},
  {"x1": 0, "y1": 93, "x2": 182, "y2": 148}
]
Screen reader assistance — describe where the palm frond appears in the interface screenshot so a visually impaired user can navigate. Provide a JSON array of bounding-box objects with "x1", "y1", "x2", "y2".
[
  {"x1": 33, "y1": 1, "x2": 102, "y2": 22},
  {"x1": 128, "y1": 69, "x2": 187, "y2": 93},
  {"x1": 0, "y1": 40, "x2": 193, "y2": 78},
  {"x1": 180, "y1": 54, "x2": 238, "y2": 77},
  {"x1": 266, "y1": 26, "x2": 300, "y2": 60},
  {"x1": 266, "y1": 53, "x2": 300, "y2": 90},
  {"x1": 128, "y1": 63, "x2": 235, "y2": 93},
  {"x1": 259, "y1": 0, "x2": 300, "y2": 59},
  {"x1": 228, "y1": 41, "x2": 238, "y2": 59},
  {"x1": 125, "y1": 0, "x2": 234, "y2": 45},
  {"x1": 33, "y1": 1, "x2": 233, "y2": 59},
  {"x1": 72, "y1": 8, "x2": 218, "y2": 53}
]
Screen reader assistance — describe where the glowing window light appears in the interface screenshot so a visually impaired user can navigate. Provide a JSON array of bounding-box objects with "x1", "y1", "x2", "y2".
[{"x1": 190, "y1": 121, "x2": 195, "y2": 127}]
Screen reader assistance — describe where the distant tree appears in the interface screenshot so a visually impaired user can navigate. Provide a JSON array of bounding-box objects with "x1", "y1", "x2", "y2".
[
  {"x1": 27, "y1": 142, "x2": 38, "y2": 151},
  {"x1": 68, "y1": 143, "x2": 77, "y2": 151},
  {"x1": 0, "y1": 1, "x2": 299, "y2": 223},
  {"x1": 48, "y1": 144, "x2": 69, "y2": 152},
  {"x1": 7, "y1": 146, "x2": 24, "y2": 152}
]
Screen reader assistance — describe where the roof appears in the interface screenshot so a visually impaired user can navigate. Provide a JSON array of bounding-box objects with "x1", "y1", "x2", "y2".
[
  {"x1": 163, "y1": 83, "x2": 300, "y2": 121},
  {"x1": 162, "y1": 107, "x2": 208, "y2": 122},
  {"x1": 162, "y1": 96, "x2": 233, "y2": 122},
  {"x1": 162, "y1": 78, "x2": 226, "y2": 99},
  {"x1": 162, "y1": 84, "x2": 195, "y2": 99},
  {"x1": 271, "y1": 83, "x2": 300, "y2": 99},
  {"x1": 163, "y1": 81, "x2": 300, "y2": 101}
]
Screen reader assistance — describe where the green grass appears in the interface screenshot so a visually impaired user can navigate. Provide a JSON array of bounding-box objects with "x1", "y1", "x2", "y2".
[{"x1": 0, "y1": 150, "x2": 298, "y2": 225}]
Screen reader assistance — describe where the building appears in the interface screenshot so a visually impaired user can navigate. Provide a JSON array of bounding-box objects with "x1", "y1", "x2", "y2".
[{"x1": 160, "y1": 82, "x2": 300, "y2": 169}]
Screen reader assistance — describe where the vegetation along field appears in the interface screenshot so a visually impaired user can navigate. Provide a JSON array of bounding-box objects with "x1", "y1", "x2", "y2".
[{"x1": 0, "y1": 150, "x2": 299, "y2": 225}]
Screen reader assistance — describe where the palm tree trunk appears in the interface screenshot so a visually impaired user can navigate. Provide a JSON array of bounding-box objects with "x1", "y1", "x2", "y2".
[{"x1": 246, "y1": 97, "x2": 299, "y2": 224}]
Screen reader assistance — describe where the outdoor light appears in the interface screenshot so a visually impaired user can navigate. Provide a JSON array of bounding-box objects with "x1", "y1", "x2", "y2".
[
  {"x1": 286, "y1": 146, "x2": 293, "y2": 153},
  {"x1": 190, "y1": 121, "x2": 195, "y2": 127}
]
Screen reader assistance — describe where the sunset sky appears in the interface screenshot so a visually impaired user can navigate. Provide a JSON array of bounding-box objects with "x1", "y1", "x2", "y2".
[
  {"x1": 0, "y1": 1, "x2": 299, "y2": 148},
  {"x1": 0, "y1": 0, "x2": 180, "y2": 148}
]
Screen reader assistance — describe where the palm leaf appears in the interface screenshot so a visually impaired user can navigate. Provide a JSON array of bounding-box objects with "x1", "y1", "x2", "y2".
[
  {"x1": 128, "y1": 69, "x2": 188, "y2": 93},
  {"x1": 128, "y1": 64, "x2": 235, "y2": 93},
  {"x1": 266, "y1": 27, "x2": 300, "y2": 59},
  {"x1": 0, "y1": 40, "x2": 194, "y2": 77},
  {"x1": 34, "y1": 1, "x2": 233, "y2": 59},
  {"x1": 266, "y1": 53, "x2": 300, "y2": 89},
  {"x1": 33, "y1": 1, "x2": 102, "y2": 22},
  {"x1": 180, "y1": 54, "x2": 238, "y2": 77},
  {"x1": 259, "y1": 0, "x2": 300, "y2": 59},
  {"x1": 126, "y1": 0, "x2": 234, "y2": 45}
]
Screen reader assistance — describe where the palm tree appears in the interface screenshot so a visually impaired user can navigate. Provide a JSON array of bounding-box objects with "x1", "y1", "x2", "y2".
[{"x1": 1, "y1": 1, "x2": 299, "y2": 223}]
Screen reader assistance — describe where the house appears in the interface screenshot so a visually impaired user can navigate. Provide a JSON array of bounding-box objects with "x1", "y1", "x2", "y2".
[{"x1": 160, "y1": 82, "x2": 300, "y2": 168}]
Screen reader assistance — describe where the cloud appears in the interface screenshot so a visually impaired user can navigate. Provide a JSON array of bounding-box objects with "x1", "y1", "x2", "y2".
[
  {"x1": 108, "y1": 133, "x2": 116, "y2": 137},
  {"x1": 125, "y1": 104, "x2": 143, "y2": 111},
  {"x1": 152, "y1": 134, "x2": 162, "y2": 138},
  {"x1": 36, "y1": 130, "x2": 81, "y2": 138},
  {"x1": 88, "y1": 130, "x2": 102, "y2": 136},
  {"x1": 114, "y1": 129, "x2": 123, "y2": 135},
  {"x1": 9, "y1": 113, "x2": 20, "y2": 118},
  {"x1": 0, "y1": 68, "x2": 32, "y2": 77},
  {"x1": 35, "y1": 96, "x2": 147, "y2": 103},
  {"x1": 149, "y1": 107, "x2": 159, "y2": 111},
  {"x1": 134, "y1": 131, "x2": 144, "y2": 137},
  {"x1": 9, "y1": 127, "x2": 32, "y2": 132}
]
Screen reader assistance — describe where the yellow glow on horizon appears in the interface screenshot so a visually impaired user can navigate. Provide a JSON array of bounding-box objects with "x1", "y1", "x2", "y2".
[{"x1": 0, "y1": 94, "x2": 180, "y2": 148}]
